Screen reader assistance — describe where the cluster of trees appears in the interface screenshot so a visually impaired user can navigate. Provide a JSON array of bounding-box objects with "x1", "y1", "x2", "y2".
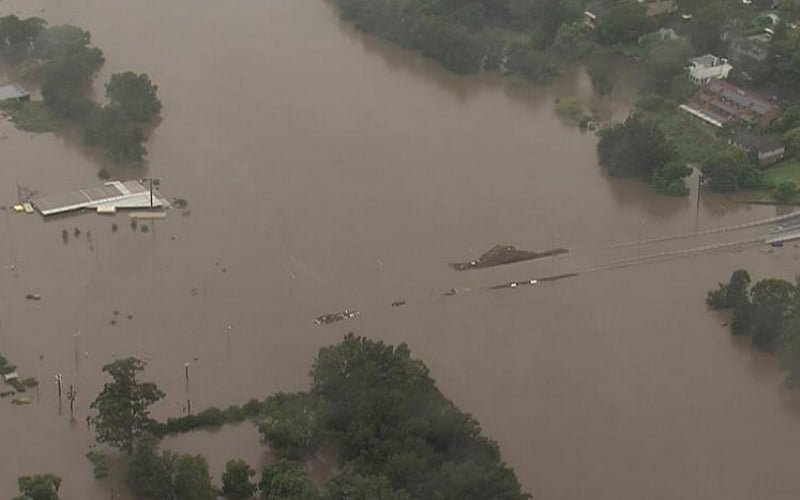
[
  {"x1": 0, "y1": 15, "x2": 161, "y2": 165},
  {"x1": 699, "y1": 144, "x2": 763, "y2": 192},
  {"x1": 68, "y1": 335, "x2": 529, "y2": 499},
  {"x1": 597, "y1": 114, "x2": 690, "y2": 195},
  {"x1": 12, "y1": 474, "x2": 61, "y2": 500},
  {"x1": 707, "y1": 270, "x2": 800, "y2": 386},
  {"x1": 259, "y1": 333, "x2": 530, "y2": 500},
  {"x1": 332, "y1": 0, "x2": 580, "y2": 80}
]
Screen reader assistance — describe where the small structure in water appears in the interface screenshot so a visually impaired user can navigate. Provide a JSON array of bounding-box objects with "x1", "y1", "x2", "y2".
[
  {"x1": 450, "y1": 245, "x2": 568, "y2": 271},
  {"x1": 315, "y1": 309, "x2": 360, "y2": 326}
]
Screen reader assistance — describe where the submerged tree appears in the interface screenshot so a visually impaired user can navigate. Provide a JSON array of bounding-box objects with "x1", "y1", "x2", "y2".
[
  {"x1": 89, "y1": 357, "x2": 165, "y2": 453},
  {"x1": 222, "y1": 459, "x2": 257, "y2": 500}
]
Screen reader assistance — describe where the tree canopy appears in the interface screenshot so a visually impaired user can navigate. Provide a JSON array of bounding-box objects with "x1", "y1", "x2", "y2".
[
  {"x1": 700, "y1": 145, "x2": 763, "y2": 192},
  {"x1": 708, "y1": 270, "x2": 800, "y2": 385},
  {"x1": 597, "y1": 114, "x2": 676, "y2": 178},
  {"x1": 106, "y1": 71, "x2": 163, "y2": 123},
  {"x1": 258, "y1": 334, "x2": 530, "y2": 500},
  {"x1": 89, "y1": 357, "x2": 165, "y2": 453},
  {"x1": 222, "y1": 459, "x2": 258, "y2": 500}
]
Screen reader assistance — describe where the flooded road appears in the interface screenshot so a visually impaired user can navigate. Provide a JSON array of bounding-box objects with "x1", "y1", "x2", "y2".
[{"x1": 1, "y1": 1, "x2": 799, "y2": 499}]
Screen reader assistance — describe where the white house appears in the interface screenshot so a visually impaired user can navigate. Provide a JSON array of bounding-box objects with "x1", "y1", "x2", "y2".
[{"x1": 687, "y1": 54, "x2": 732, "y2": 84}]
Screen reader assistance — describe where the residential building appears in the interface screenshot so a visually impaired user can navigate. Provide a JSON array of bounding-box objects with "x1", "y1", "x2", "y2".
[
  {"x1": 583, "y1": 1, "x2": 609, "y2": 29},
  {"x1": 687, "y1": 54, "x2": 733, "y2": 84},
  {"x1": 730, "y1": 131, "x2": 786, "y2": 167},
  {"x1": 679, "y1": 79, "x2": 780, "y2": 129}
]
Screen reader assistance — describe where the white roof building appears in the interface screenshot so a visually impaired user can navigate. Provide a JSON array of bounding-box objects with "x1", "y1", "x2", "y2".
[{"x1": 688, "y1": 54, "x2": 733, "y2": 84}]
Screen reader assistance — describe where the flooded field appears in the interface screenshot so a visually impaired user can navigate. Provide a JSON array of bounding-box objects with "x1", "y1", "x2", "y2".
[{"x1": 1, "y1": 1, "x2": 799, "y2": 499}]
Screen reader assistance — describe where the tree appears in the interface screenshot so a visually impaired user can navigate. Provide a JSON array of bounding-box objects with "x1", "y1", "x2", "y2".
[
  {"x1": 505, "y1": 42, "x2": 556, "y2": 83},
  {"x1": 641, "y1": 39, "x2": 692, "y2": 96},
  {"x1": 552, "y1": 21, "x2": 592, "y2": 59},
  {"x1": 127, "y1": 434, "x2": 177, "y2": 499},
  {"x1": 686, "y1": 0, "x2": 728, "y2": 54},
  {"x1": 0, "y1": 15, "x2": 46, "y2": 63},
  {"x1": 83, "y1": 105, "x2": 148, "y2": 164},
  {"x1": 597, "y1": 114, "x2": 675, "y2": 178},
  {"x1": 223, "y1": 459, "x2": 257, "y2": 499},
  {"x1": 14, "y1": 474, "x2": 61, "y2": 500},
  {"x1": 174, "y1": 454, "x2": 216, "y2": 500},
  {"x1": 784, "y1": 126, "x2": 800, "y2": 155},
  {"x1": 774, "y1": 182, "x2": 798, "y2": 202},
  {"x1": 750, "y1": 279, "x2": 796, "y2": 350},
  {"x1": 587, "y1": 55, "x2": 613, "y2": 96},
  {"x1": 322, "y1": 468, "x2": 412, "y2": 500},
  {"x1": 652, "y1": 162, "x2": 691, "y2": 196},
  {"x1": 258, "y1": 392, "x2": 322, "y2": 460},
  {"x1": 701, "y1": 145, "x2": 762, "y2": 192},
  {"x1": 595, "y1": 0, "x2": 649, "y2": 46},
  {"x1": 259, "y1": 460, "x2": 317, "y2": 500},
  {"x1": 707, "y1": 269, "x2": 752, "y2": 310},
  {"x1": 106, "y1": 72, "x2": 163, "y2": 123},
  {"x1": 89, "y1": 357, "x2": 165, "y2": 453}
]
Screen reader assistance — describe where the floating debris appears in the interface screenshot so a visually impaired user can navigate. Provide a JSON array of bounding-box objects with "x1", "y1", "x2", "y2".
[
  {"x1": 62, "y1": 229, "x2": 69, "y2": 243},
  {"x1": 111, "y1": 223, "x2": 118, "y2": 232},
  {"x1": 11, "y1": 395, "x2": 31, "y2": 405},
  {"x1": 25, "y1": 293, "x2": 42, "y2": 301},
  {"x1": 450, "y1": 245, "x2": 568, "y2": 271},
  {"x1": 172, "y1": 198, "x2": 189, "y2": 209},
  {"x1": 487, "y1": 273, "x2": 579, "y2": 290},
  {"x1": 315, "y1": 309, "x2": 360, "y2": 326},
  {"x1": 73, "y1": 227, "x2": 81, "y2": 238},
  {"x1": 391, "y1": 300, "x2": 407, "y2": 307},
  {"x1": 131, "y1": 220, "x2": 138, "y2": 230}
]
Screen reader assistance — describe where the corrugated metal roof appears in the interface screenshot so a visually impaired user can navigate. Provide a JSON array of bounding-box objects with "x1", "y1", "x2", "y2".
[{"x1": 30, "y1": 181, "x2": 167, "y2": 216}]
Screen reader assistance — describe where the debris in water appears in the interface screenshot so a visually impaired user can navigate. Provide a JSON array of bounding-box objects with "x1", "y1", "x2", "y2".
[
  {"x1": 127, "y1": 314, "x2": 133, "y2": 320},
  {"x1": 487, "y1": 273, "x2": 579, "y2": 290},
  {"x1": 315, "y1": 309, "x2": 360, "y2": 325},
  {"x1": 73, "y1": 227, "x2": 81, "y2": 238},
  {"x1": 113, "y1": 310, "x2": 119, "y2": 316},
  {"x1": 443, "y1": 288, "x2": 458, "y2": 296},
  {"x1": 62, "y1": 229, "x2": 69, "y2": 243},
  {"x1": 11, "y1": 395, "x2": 31, "y2": 405},
  {"x1": 141, "y1": 224, "x2": 149, "y2": 233},
  {"x1": 450, "y1": 245, "x2": 568, "y2": 271},
  {"x1": 111, "y1": 223, "x2": 118, "y2": 233},
  {"x1": 25, "y1": 293, "x2": 42, "y2": 301},
  {"x1": 391, "y1": 300, "x2": 407, "y2": 307},
  {"x1": 172, "y1": 198, "x2": 189, "y2": 209},
  {"x1": 131, "y1": 220, "x2": 138, "y2": 230}
]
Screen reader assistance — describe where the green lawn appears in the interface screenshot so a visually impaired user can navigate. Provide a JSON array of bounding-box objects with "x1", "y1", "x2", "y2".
[{"x1": 764, "y1": 158, "x2": 800, "y2": 187}]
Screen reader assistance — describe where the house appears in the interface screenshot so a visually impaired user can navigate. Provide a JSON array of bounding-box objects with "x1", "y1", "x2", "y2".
[
  {"x1": 679, "y1": 79, "x2": 780, "y2": 129},
  {"x1": 0, "y1": 83, "x2": 30, "y2": 102},
  {"x1": 730, "y1": 131, "x2": 786, "y2": 167},
  {"x1": 687, "y1": 54, "x2": 733, "y2": 84}
]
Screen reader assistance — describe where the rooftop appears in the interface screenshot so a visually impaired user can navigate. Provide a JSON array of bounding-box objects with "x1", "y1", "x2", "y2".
[
  {"x1": 731, "y1": 131, "x2": 785, "y2": 152},
  {"x1": 30, "y1": 180, "x2": 168, "y2": 216}
]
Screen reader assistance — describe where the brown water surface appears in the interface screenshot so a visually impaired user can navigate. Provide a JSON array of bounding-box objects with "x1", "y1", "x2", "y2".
[{"x1": 1, "y1": 1, "x2": 799, "y2": 499}]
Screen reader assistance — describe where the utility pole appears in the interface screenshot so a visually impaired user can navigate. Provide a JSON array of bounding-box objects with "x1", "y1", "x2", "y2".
[{"x1": 149, "y1": 178, "x2": 154, "y2": 208}]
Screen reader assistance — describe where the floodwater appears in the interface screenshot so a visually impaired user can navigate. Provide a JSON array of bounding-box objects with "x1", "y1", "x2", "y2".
[{"x1": 0, "y1": 1, "x2": 799, "y2": 499}]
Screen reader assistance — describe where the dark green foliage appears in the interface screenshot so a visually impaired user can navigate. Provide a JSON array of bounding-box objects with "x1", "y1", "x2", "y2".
[
  {"x1": 321, "y1": 467, "x2": 412, "y2": 500},
  {"x1": 258, "y1": 393, "x2": 323, "y2": 460},
  {"x1": 127, "y1": 434, "x2": 216, "y2": 500},
  {"x1": 707, "y1": 271, "x2": 800, "y2": 385},
  {"x1": 153, "y1": 399, "x2": 262, "y2": 436},
  {"x1": 587, "y1": 54, "x2": 612, "y2": 96},
  {"x1": 595, "y1": 0, "x2": 650, "y2": 46},
  {"x1": 259, "y1": 460, "x2": 317, "y2": 500},
  {"x1": 89, "y1": 357, "x2": 165, "y2": 453},
  {"x1": 765, "y1": 22, "x2": 800, "y2": 92},
  {"x1": 0, "y1": 15, "x2": 46, "y2": 63},
  {"x1": 597, "y1": 114, "x2": 676, "y2": 179},
  {"x1": 685, "y1": 0, "x2": 727, "y2": 54},
  {"x1": 261, "y1": 333, "x2": 531, "y2": 500},
  {"x1": 774, "y1": 181, "x2": 798, "y2": 202},
  {"x1": 106, "y1": 72, "x2": 163, "y2": 123},
  {"x1": 641, "y1": 39, "x2": 692, "y2": 96},
  {"x1": 86, "y1": 450, "x2": 110, "y2": 479},
  {"x1": 652, "y1": 162, "x2": 691, "y2": 196},
  {"x1": 222, "y1": 459, "x2": 257, "y2": 499},
  {"x1": 83, "y1": 106, "x2": 147, "y2": 165},
  {"x1": 700, "y1": 146, "x2": 763, "y2": 192},
  {"x1": 505, "y1": 42, "x2": 557, "y2": 83},
  {"x1": 15, "y1": 474, "x2": 61, "y2": 500},
  {"x1": 0, "y1": 15, "x2": 160, "y2": 166}
]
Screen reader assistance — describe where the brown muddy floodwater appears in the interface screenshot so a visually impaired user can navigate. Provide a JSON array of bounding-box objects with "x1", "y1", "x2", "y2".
[{"x1": 0, "y1": 1, "x2": 799, "y2": 499}]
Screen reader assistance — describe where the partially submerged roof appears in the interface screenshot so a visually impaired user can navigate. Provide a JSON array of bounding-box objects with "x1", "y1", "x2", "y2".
[
  {"x1": 0, "y1": 83, "x2": 29, "y2": 101},
  {"x1": 30, "y1": 180, "x2": 168, "y2": 216}
]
